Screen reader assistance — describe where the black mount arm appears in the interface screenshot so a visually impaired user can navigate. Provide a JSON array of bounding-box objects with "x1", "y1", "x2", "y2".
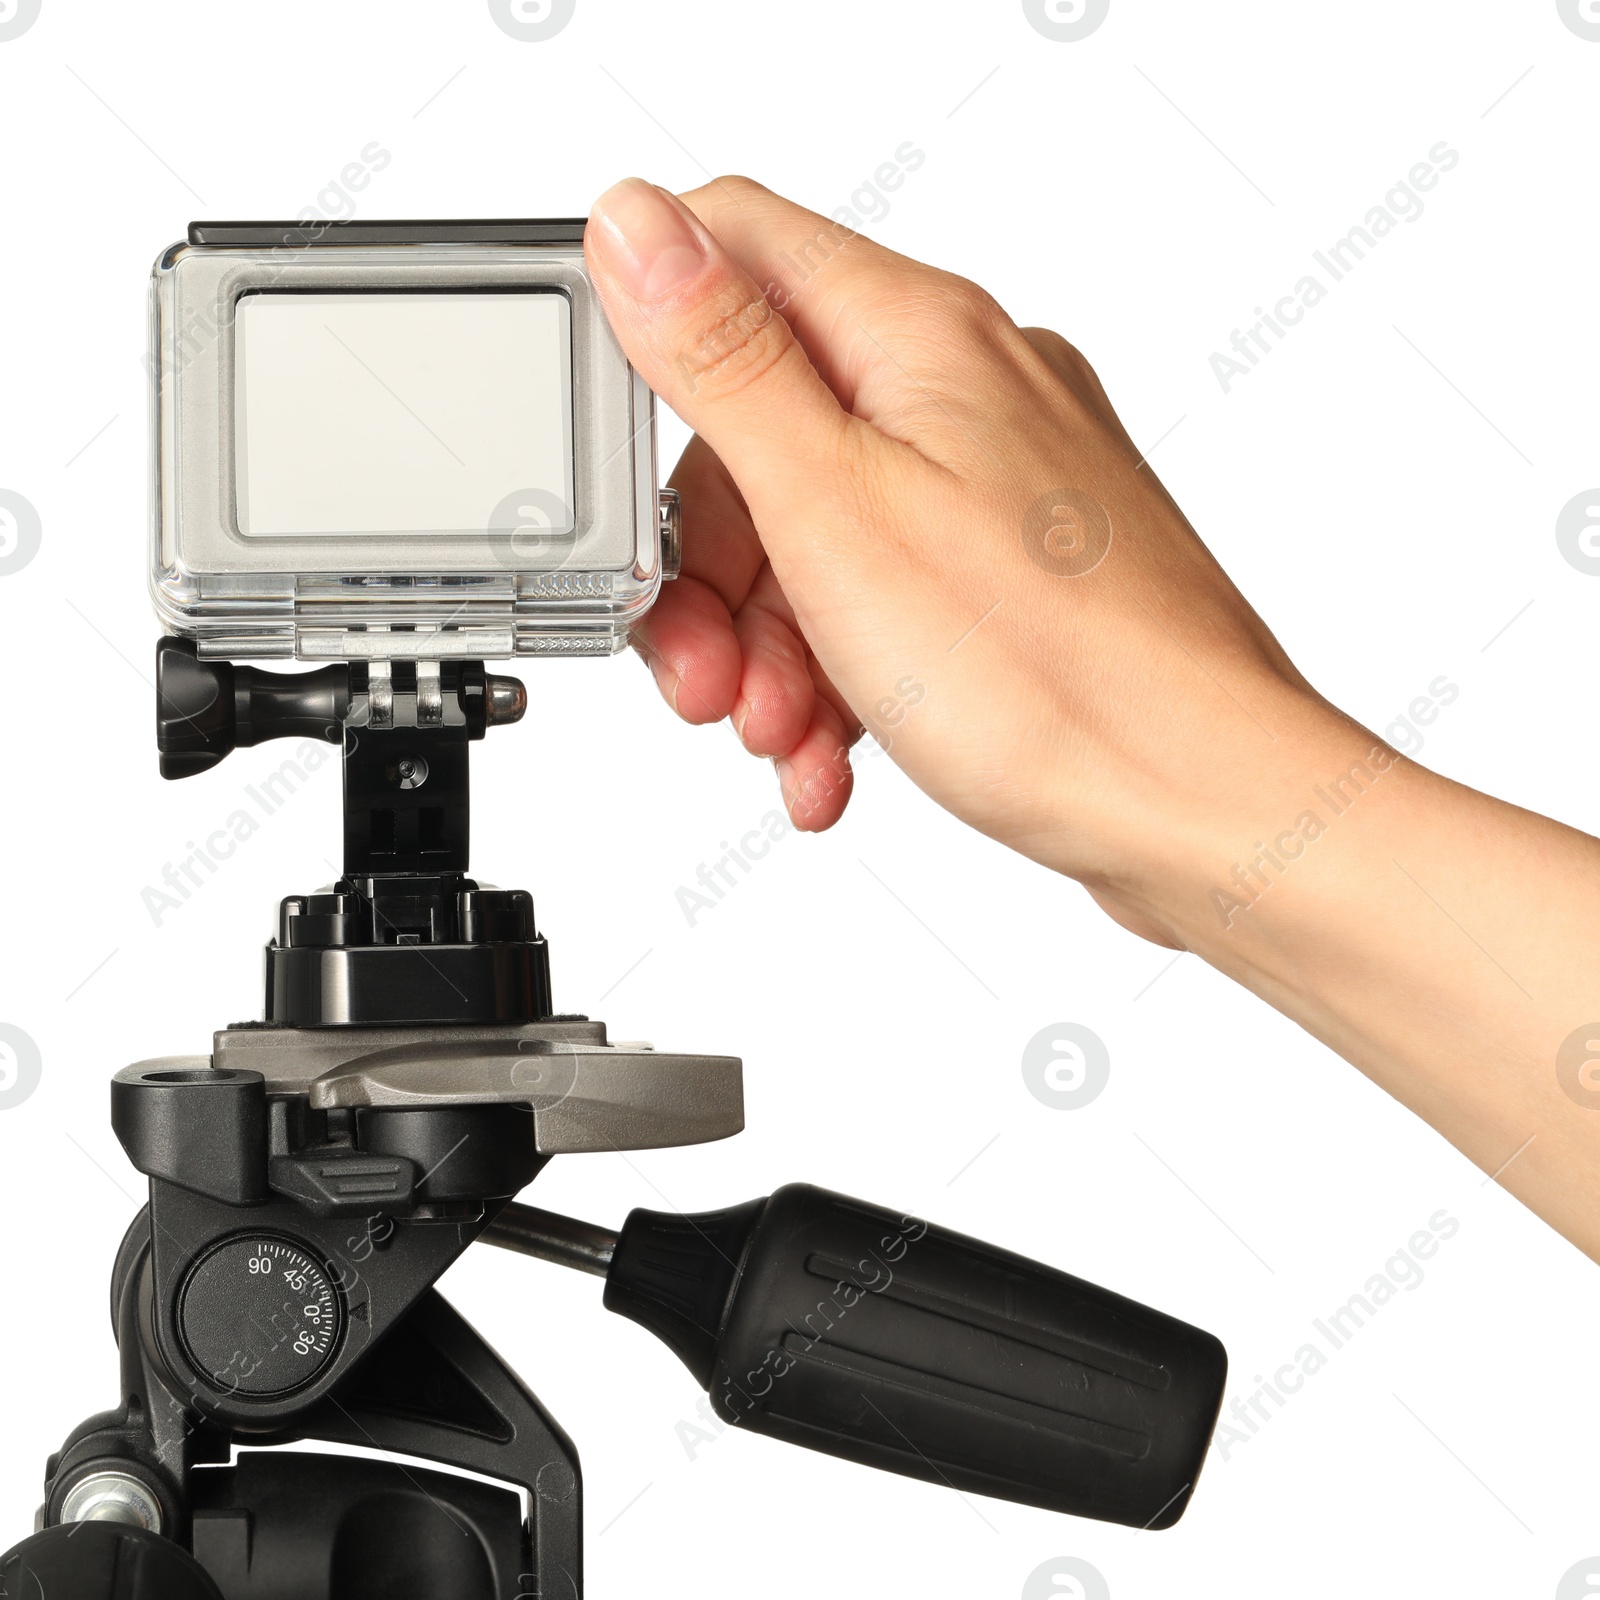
[{"x1": 155, "y1": 637, "x2": 527, "y2": 876}]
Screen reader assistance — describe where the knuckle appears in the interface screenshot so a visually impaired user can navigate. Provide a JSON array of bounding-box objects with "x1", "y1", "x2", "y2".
[
  {"x1": 1024, "y1": 325, "x2": 1098, "y2": 381},
  {"x1": 675, "y1": 280, "x2": 797, "y2": 401},
  {"x1": 1062, "y1": 341, "x2": 1099, "y2": 385},
  {"x1": 711, "y1": 173, "x2": 768, "y2": 200},
  {"x1": 693, "y1": 174, "x2": 771, "y2": 216},
  {"x1": 940, "y1": 275, "x2": 1010, "y2": 340},
  {"x1": 1024, "y1": 324, "x2": 1079, "y2": 363}
]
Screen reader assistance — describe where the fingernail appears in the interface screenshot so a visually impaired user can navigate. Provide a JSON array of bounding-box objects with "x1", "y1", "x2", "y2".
[
  {"x1": 590, "y1": 178, "x2": 708, "y2": 299},
  {"x1": 773, "y1": 757, "x2": 806, "y2": 826},
  {"x1": 629, "y1": 633, "x2": 681, "y2": 713}
]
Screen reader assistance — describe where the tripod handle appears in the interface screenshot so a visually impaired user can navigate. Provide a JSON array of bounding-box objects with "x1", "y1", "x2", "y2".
[{"x1": 597, "y1": 1184, "x2": 1227, "y2": 1530}]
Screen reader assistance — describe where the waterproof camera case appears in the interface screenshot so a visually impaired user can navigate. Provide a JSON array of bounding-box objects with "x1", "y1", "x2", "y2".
[{"x1": 150, "y1": 219, "x2": 671, "y2": 661}]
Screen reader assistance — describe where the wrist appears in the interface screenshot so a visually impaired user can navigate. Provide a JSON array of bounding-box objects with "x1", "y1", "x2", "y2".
[
  {"x1": 1132, "y1": 687, "x2": 1463, "y2": 1013},
  {"x1": 1058, "y1": 680, "x2": 1416, "y2": 966}
]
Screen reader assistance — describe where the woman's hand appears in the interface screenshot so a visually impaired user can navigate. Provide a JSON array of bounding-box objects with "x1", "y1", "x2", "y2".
[
  {"x1": 584, "y1": 176, "x2": 1324, "y2": 946},
  {"x1": 584, "y1": 176, "x2": 1600, "y2": 1262}
]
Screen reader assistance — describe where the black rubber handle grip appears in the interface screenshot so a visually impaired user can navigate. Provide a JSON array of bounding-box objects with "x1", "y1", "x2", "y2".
[{"x1": 604, "y1": 1183, "x2": 1227, "y2": 1529}]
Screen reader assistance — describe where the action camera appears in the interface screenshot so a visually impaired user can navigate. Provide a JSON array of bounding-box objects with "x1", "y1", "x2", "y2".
[{"x1": 150, "y1": 218, "x2": 676, "y2": 661}]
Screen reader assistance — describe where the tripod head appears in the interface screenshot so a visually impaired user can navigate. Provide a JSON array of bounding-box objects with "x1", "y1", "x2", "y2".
[{"x1": 1, "y1": 219, "x2": 1229, "y2": 1600}]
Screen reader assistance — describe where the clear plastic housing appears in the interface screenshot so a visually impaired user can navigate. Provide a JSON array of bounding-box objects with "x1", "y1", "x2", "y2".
[{"x1": 150, "y1": 231, "x2": 661, "y2": 660}]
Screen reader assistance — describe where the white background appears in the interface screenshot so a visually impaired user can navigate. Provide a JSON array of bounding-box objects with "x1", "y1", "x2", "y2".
[{"x1": 1, "y1": 3, "x2": 1597, "y2": 1597}]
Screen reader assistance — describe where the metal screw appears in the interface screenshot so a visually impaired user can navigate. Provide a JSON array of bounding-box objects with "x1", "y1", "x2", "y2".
[
  {"x1": 487, "y1": 675, "x2": 528, "y2": 727},
  {"x1": 60, "y1": 1470, "x2": 163, "y2": 1534}
]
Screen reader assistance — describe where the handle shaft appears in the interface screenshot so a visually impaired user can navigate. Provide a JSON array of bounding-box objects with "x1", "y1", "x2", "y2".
[{"x1": 482, "y1": 1203, "x2": 617, "y2": 1277}]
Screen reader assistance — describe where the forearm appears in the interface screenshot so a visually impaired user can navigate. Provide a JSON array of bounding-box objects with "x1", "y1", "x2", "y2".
[{"x1": 1134, "y1": 686, "x2": 1600, "y2": 1259}]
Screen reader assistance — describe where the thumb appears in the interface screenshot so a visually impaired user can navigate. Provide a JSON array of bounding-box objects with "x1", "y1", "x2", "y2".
[{"x1": 584, "y1": 178, "x2": 853, "y2": 523}]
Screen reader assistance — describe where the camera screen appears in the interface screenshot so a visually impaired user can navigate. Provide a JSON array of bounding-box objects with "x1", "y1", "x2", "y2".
[{"x1": 234, "y1": 291, "x2": 575, "y2": 539}]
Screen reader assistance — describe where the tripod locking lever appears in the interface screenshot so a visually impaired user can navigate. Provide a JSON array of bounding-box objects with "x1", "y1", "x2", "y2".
[{"x1": 484, "y1": 1184, "x2": 1227, "y2": 1530}]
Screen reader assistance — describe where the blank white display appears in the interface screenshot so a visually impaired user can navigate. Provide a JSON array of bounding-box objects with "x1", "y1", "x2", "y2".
[{"x1": 234, "y1": 291, "x2": 574, "y2": 538}]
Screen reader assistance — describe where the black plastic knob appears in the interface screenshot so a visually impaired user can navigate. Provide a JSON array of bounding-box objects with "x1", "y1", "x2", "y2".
[
  {"x1": 0, "y1": 1523, "x2": 224, "y2": 1600},
  {"x1": 156, "y1": 637, "x2": 347, "y2": 779}
]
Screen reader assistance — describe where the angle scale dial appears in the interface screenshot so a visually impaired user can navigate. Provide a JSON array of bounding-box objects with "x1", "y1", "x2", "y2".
[{"x1": 176, "y1": 1234, "x2": 344, "y2": 1399}]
